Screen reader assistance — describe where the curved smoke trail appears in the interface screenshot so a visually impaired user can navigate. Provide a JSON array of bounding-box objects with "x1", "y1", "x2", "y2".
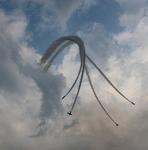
[{"x1": 40, "y1": 35, "x2": 135, "y2": 125}]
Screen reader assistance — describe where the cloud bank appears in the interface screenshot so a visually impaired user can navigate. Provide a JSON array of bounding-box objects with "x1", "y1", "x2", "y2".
[{"x1": 0, "y1": 0, "x2": 148, "y2": 149}]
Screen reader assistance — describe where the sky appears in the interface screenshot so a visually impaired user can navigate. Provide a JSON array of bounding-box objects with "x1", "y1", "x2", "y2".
[{"x1": 0, "y1": 0, "x2": 148, "y2": 149}]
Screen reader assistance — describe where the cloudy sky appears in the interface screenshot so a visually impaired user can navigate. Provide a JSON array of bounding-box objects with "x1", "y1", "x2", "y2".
[{"x1": 0, "y1": 0, "x2": 148, "y2": 149}]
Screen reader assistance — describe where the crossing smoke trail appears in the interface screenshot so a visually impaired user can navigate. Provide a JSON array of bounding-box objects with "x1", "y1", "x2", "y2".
[{"x1": 40, "y1": 35, "x2": 135, "y2": 126}]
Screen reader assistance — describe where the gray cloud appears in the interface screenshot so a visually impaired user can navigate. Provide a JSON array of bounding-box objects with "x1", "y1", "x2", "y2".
[
  {"x1": 63, "y1": 119, "x2": 79, "y2": 130},
  {"x1": 0, "y1": 8, "x2": 66, "y2": 142}
]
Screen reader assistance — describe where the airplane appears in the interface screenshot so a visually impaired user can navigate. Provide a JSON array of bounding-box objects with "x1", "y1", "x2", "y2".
[{"x1": 67, "y1": 112, "x2": 72, "y2": 115}]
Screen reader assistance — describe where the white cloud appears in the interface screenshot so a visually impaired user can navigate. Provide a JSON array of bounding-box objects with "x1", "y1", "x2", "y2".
[
  {"x1": 1, "y1": 1, "x2": 148, "y2": 149},
  {"x1": 55, "y1": 12, "x2": 148, "y2": 149},
  {"x1": 116, "y1": 0, "x2": 148, "y2": 29},
  {"x1": 10, "y1": 0, "x2": 97, "y2": 31},
  {"x1": 0, "y1": 8, "x2": 67, "y2": 149}
]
